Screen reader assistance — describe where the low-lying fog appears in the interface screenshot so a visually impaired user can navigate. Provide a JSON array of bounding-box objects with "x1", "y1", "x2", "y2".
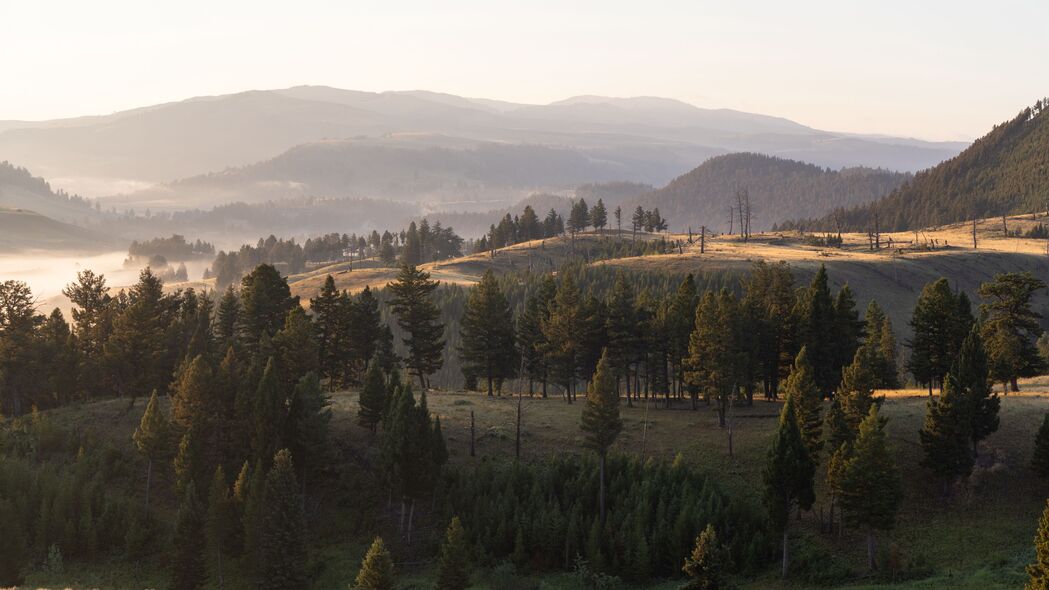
[{"x1": 0, "y1": 251, "x2": 213, "y2": 313}]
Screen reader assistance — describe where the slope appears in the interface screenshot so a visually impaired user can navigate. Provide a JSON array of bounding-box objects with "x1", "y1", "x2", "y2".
[
  {"x1": 0, "y1": 208, "x2": 115, "y2": 253},
  {"x1": 790, "y1": 99, "x2": 1049, "y2": 232}
]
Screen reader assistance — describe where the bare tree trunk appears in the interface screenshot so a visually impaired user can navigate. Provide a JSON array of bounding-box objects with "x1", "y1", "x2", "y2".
[
  {"x1": 781, "y1": 530, "x2": 790, "y2": 578},
  {"x1": 407, "y1": 500, "x2": 415, "y2": 545},
  {"x1": 144, "y1": 458, "x2": 152, "y2": 513},
  {"x1": 867, "y1": 529, "x2": 876, "y2": 572},
  {"x1": 470, "y1": 411, "x2": 476, "y2": 457},
  {"x1": 599, "y1": 453, "x2": 607, "y2": 525},
  {"x1": 515, "y1": 393, "x2": 522, "y2": 462}
]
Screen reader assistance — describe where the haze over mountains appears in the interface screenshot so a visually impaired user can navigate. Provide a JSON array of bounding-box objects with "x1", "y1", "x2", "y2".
[{"x1": 0, "y1": 86, "x2": 964, "y2": 211}]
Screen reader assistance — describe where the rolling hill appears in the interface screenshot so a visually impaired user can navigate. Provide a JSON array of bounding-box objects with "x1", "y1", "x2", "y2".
[
  {"x1": 787, "y1": 99, "x2": 1049, "y2": 231},
  {"x1": 0, "y1": 161, "x2": 100, "y2": 224},
  {"x1": 0, "y1": 208, "x2": 115, "y2": 253},
  {"x1": 0, "y1": 87, "x2": 966, "y2": 204},
  {"x1": 631, "y1": 153, "x2": 911, "y2": 232}
]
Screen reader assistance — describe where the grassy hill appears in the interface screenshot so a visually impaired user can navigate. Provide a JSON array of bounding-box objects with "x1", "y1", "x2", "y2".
[{"x1": 787, "y1": 99, "x2": 1049, "y2": 232}]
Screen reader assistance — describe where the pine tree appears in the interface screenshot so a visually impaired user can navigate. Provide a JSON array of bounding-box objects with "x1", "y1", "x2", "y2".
[
  {"x1": 358, "y1": 361, "x2": 387, "y2": 434},
  {"x1": 171, "y1": 354, "x2": 216, "y2": 433},
  {"x1": 783, "y1": 346, "x2": 823, "y2": 460},
  {"x1": 259, "y1": 449, "x2": 307, "y2": 590},
  {"x1": 205, "y1": 466, "x2": 233, "y2": 589},
  {"x1": 287, "y1": 372, "x2": 331, "y2": 488},
  {"x1": 310, "y1": 275, "x2": 342, "y2": 387},
  {"x1": 590, "y1": 199, "x2": 608, "y2": 232},
  {"x1": 680, "y1": 524, "x2": 727, "y2": 590},
  {"x1": 953, "y1": 327, "x2": 998, "y2": 456},
  {"x1": 1032, "y1": 414, "x2": 1049, "y2": 477},
  {"x1": 605, "y1": 273, "x2": 639, "y2": 395},
  {"x1": 518, "y1": 276, "x2": 556, "y2": 396},
  {"x1": 979, "y1": 272, "x2": 1047, "y2": 392},
  {"x1": 239, "y1": 264, "x2": 297, "y2": 348},
  {"x1": 355, "y1": 536, "x2": 396, "y2": 590},
  {"x1": 919, "y1": 374, "x2": 974, "y2": 487},
  {"x1": 253, "y1": 358, "x2": 286, "y2": 465},
  {"x1": 763, "y1": 396, "x2": 815, "y2": 578},
  {"x1": 387, "y1": 265, "x2": 444, "y2": 389},
  {"x1": 833, "y1": 283, "x2": 865, "y2": 382},
  {"x1": 436, "y1": 516, "x2": 471, "y2": 590},
  {"x1": 171, "y1": 482, "x2": 206, "y2": 590},
  {"x1": 581, "y1": 350, "x2": 622, "y2": 523},
  {"x1": 133, "y1": 391, "x2": 170, "y2": 512},
  {"x1": 215, "y1": 284, "x2": 241, "y2": 350},
  {"x1": 543, "y1": 273, "x2": 587, "y2": 402},
  {"x1": 838, "y1": 343, "x2": 883, "y2": 438},
  {"x1": 796, "y1": 265, "x2": 837, "y2": 395},
  {"x1": 458, "y1": 270, "x2": 518, "y2": 396},
  {"x1": 1027, "y1": 499, "x2": 1049, "y2": 589},
  {"x1": 908, "y1": 278, "x2": 968, "y2": 394},
  {"x1": 839, "y1": 406, "x2": 902, "y2": 571}
]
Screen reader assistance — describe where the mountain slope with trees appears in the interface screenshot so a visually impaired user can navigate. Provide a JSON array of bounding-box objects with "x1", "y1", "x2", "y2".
[
  {"x1": 633, "y1": 153, "x2": 910, "y2": 232},
  {"x1": 783, "y1": 100, "x2": 1049, "y2": 232}
]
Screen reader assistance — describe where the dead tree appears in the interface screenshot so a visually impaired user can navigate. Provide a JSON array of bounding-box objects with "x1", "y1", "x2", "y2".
[
  {"x1": 1003, "y1": 215, "x2": 1009, "y2": 237},
  {"x1": 700, "y1": 226, "x2": 706, "y2": 254},
  {"x1": 972, "y1": 219, "x2": 978, "y2": 249}
]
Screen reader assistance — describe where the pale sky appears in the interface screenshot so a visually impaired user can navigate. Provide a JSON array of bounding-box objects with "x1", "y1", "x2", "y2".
[{"x1": 2, "y1": 0, "x2": 1047, "y2": 141}]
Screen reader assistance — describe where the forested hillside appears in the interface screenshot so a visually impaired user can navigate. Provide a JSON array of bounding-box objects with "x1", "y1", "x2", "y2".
[
  {"x1": 782, "y1": 100, "x2": 1049, "y2": 232},
  {"x1": 0, "y1": 161, "x2": 100, "y2": 224},
  {"x1": 634, "y1": 153, "x2": 909, "y2": 232}
]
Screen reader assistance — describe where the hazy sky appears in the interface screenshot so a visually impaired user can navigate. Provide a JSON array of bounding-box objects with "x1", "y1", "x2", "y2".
[{"x1": 3, "y1": 0, "x2": 1047, "y2": 141}]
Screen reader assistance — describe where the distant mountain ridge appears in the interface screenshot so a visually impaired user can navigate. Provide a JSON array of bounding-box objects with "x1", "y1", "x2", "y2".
[
  {"x1": 631, "y1": 153, "x2": 911, "y2": 232},
  {"x1": 781, "y1": 100, "x2": 1049, "y2": 232},
  {"x1": 0, "y1": 86, "x2": 966, "y2": 203}
]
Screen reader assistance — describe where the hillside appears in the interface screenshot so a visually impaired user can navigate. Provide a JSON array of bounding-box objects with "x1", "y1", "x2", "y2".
[
  {"x1": 0, "y1": 87, "x2": 965, "y2": 202},
  {"x1": 0, "y1": 208, "x2": 115, "y2": 253},
  {"x1": 789, "y1": 100, "x2": 1049, "y2": 231},
  {"x1": 0, "y1": 161, "x2": 100, "y2": 224},
  {"x1": 632, "y1": 153, "x2": 910, "y2": 232}
]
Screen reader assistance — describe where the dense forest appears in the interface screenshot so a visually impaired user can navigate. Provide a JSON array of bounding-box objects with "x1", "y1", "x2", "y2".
[
  {"x1": 633, "y1": 153, "x2": 910, "y2": 233},
  {"x1": 781, "y1": 99, "x2": 1049, "y2": 232},
  {"x1": 3, "y1": 239, "x2": 1049, "y2": 587}
]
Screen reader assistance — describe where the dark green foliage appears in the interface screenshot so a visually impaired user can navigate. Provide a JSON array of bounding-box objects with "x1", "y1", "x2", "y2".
[
  {"x1": 259, "y1": 449, "x2": 308, "y2": 590},
  {"x1": 782, "y1": 347, "x2": 822, "y2": 460},
  {"x1": 581, "y1": 350, "x2": 623, "y2": 521},
  {"x1": 953, "y1": 327, "x2": 999, "y2": 455},
  {"x1": 865, "y1": 301, "x2": 900, "y2": 389},
  {"x1": 838, "y1": 406, "x2": 902, "y2": 570},
  {"x1": 239, "y1": 264, "x2": 297, "y2": 347},
  {"x1": 832, "y1": 284, "x2": 865, "y2": 384},
  {"x1": 681, "y1": 524, "x2": 729, "y2": 590},
  {"x1": 1032, "y1": 414, "x2": 1049, "y2": 477},
  {"x1": 764, "y1": 396, "x2": 816, "y2": 532},
  {"x1": 310, "y1": 275, "x2": 342, "y2": 386},
  {"x1": 171, "y1": 482, "x2": 206, "y2": 590},
  {"x1": 102, "y1": 268, "x2": 176, "y2": 402},
  {"x1": 437, "y1": 455, "x2": 768, "y2": 579},
  {"x1": 286, "y1": 371, "x2": 331, "y2": 484},
  {"x1": 787, "y1": 102, "x2": 1049, "y2": 231},
  {"x1": 795, "y1": 265, "x2": 838, "y2": 395},
  {"x1": 436, "y1": 516, "x2": 471, "y2": 590},
  {"x1": 205, "y1": 466, "x2": 233, "y2": 588},
  {"x1": 919, "y1": 375, "x2": 974, "y2": 482},
  {"x1": 358, "y1": 361, "x2": 387, "y2": 433},
  {"x1": 252, "y1": 358, "x2": 285, "y2": 465},
  {"x1": 1028, "y1": 499, "x2": 1049, "y2": 589},
  {"x1": 458, "y1": 270, "x2": 518, "y2": 396},
  {"x1": 517, "y1": 275, "x2": 556, "y2": 395},
  {"x1": 838, "y1": 343, "x2": 884, "y2": 440},
  {"x1": 907, "y1": 278, "x2": 972, "y2": 393},
  {"x1": 979, "y1": 272, "x2": 1047, "y2": 391},
  {"x1": 388, "y1": 264, "x2": 445, "y2": 389},
  {"x1": 355, "y1": 537, "x2": 396, "y2": 590}
]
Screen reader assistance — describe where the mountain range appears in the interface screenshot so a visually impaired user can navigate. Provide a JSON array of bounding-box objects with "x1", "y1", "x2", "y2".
[{"x1": 0, "y1": 87, "x2": 966, "y2": 212}]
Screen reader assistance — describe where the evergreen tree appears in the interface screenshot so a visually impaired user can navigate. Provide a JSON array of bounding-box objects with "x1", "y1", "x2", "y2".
[
  {"x1": 581, "y1": 350, "x2": 623, "y2": 523},
  {"x1": 350, "y1": 286, "x2": 384, "y2": 379},
  {"x1": 908, "y1": 278, "x2": 968, "y2": 394},
  {"x1": 796, "y1": 265, "x2": 837, "y2": 395},
  {"x1": 215, "y1": 285, "x2": 241, "y2": 350},
  {"x1": 763, "y1": 396, "x2": 815, "y2": 578},
  {"x1": 543, "y1": 273, "x2": 587, "y2": 402},
  {"x1": 205, "y1": 466, "x2": 233, "y2": 589},
  {"x1": 171, "y1": 355, "x2": 216, "y2": 434},
  {"x1": 62, "y1": 269, "x2": 113, "y2": 400},
  {"x1": 435, "y1": 516, "x2": 471, "y2": 590},
  {"x1": 388, "y1": 265, "x2": 445, "y2": 389},
  {"x1": 832, "y1": 284, "x2": 865, "y2": 382},
  {"x1": 838, "y1": 343, "x2": 883, "y2": 438},
  {"x1": 979, "y1": 272, "x2": 1047, "y2": 392},
  {"x1": 681, "y1": 524, "x2": 728, "y2": 590},
  {"x1": 783, "y1": 347, "x2": 823, "y2": 460},
  {"x1": 132, "y1": 391, "x2": 170, "y2": 512},
  {"x1": 355, "y1": 537, "x2": 396, "y2": 590},
  {"x1": 919, "y1": 374, "x2": 974, "y2": 488},
  {"x1": 310, "y1": 275, "x2": 342, "y2": 387},
  {"x1": 590, "y1": 199, "x2": 608, "y2": 232},
  {"x1": 253, "y1": 358, "x2": 286, "y2": 465},
  {"x1": 1032, "y1": 414, "x2": 1049, "y2": 477},
  {"x1": 518, "y1": 276, "x2": 556, "y2": 396},
  {"x1": 171, "y1": 482, "x2": 206, "y2": 590},
  {"x1": 240, "y1": 264, "x2": 297, "y2": 348},
  {"x1": 358, "y1": 361, "x2": 387, "y2": 434},
  {"x1": 865, "y1": 301, "x2": 899, "y2": 388},
  {"x1": 286, "y1": 372, "x2": 331, "y2": 488},
  {"x1": 259, "y1": 449, "x2": 308, "y2": 590},
  {"x1": 953, "y1": 327, "x2": 999, "y2": 456},
  {"x1": 1028, "y1": 499, "x2": 1049, "y2": 589},
  {"x1": 458, "y1": 270, "x2": 518, "y2": 396},
  {"x1": 839, "y1": 406, "x2": 902, "y2": 571},
  {"x1": 604, "y1": 274, "x2": 640, "y2": 395},
  {"x1": 103, "y1": 268, "x2": 171, "y2": 402}
]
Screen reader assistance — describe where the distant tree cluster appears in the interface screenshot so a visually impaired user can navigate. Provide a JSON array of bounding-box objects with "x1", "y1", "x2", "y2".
[
  {"x1": 128, "y1": 234, "x2": 215, "y2": 261},
  {"x1": 474, "y1": 204, "x2": 564, "y2": 251}
]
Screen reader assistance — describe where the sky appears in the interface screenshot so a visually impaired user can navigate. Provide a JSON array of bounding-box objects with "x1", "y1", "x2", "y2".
[{"x1": 2, "y1": 0, "x2": 1047, "y2": 141}]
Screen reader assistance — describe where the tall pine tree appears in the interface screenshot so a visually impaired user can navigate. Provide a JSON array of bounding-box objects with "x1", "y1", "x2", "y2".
[
  {"x1": 581, "y1": 349, "x2": 623, "y2": 524},
  {"x1": 458, "y1": 270, "x2": 518, "y2": 396},
  {"x1": 388, "y1": 265, "x2": 444, "y2": 389},
  {"x1": 763, "y1": 395, "x2": 815, "y2": 578}
]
